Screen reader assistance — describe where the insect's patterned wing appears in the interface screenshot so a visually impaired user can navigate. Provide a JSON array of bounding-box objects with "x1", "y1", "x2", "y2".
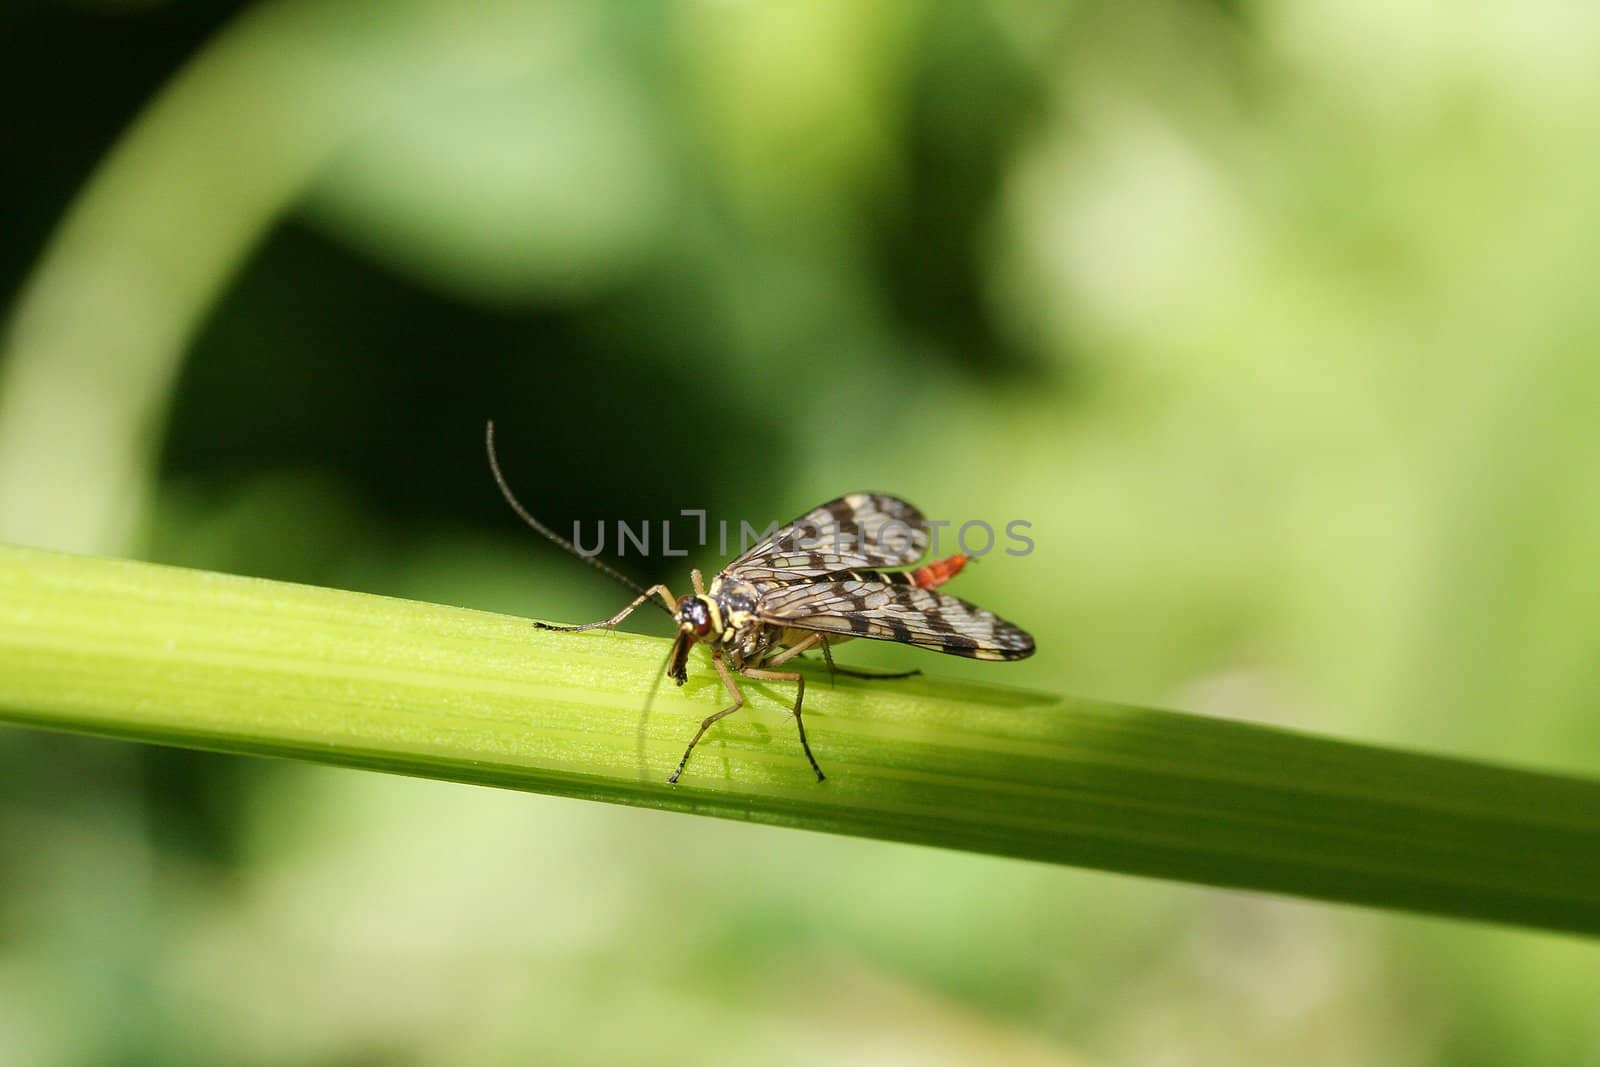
[
  {"x1": 756, "y1": 578, "x2": 1035, "y2": 661},
  {"x1": 727, "y1": 493, "x2": 929, "y2": 580}
]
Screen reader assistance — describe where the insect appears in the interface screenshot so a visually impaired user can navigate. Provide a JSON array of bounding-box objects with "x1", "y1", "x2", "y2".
[{"x1": 485, "y1": 422, "x2": 1034, "y2": 783}]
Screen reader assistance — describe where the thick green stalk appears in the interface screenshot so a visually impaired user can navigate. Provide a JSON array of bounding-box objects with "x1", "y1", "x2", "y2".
[{"x1": 1, "y1": 544, "x2": 1596, "y2": 935}]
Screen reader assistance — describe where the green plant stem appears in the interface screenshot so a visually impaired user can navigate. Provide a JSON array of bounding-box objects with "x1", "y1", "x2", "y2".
[{"x1": 1, "y1": 544, "x2": 1596, "y2": 935}]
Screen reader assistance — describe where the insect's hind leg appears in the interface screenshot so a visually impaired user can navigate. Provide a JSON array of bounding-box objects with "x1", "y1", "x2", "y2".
[
  {"x1": 739, "y1": 665, "x2": 824, "y2": 782},
  {"x1": 535, "y1": 584, "x2": 677, "y2": 633},
  {"x1": 820, "y1": 636, "x2": 920, "y2": 681},
  {"x1": 669, "y1": 652, "x2": 746, "y2": 784}
]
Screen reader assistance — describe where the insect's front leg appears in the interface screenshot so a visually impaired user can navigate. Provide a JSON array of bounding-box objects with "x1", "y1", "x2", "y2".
[
  {"x1": 669, "y1": 651, "x2": 746, "y2": 784},
  {"x1": 535, "y1": 584, "x2": 677, "y2": 633}
]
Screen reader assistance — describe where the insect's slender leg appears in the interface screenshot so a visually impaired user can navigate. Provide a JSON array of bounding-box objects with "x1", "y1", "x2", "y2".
[
  {"x1": 760, "y1": 632, "x2": 822, "y2": 668},
  {"x1": 821, "y1": 637, "x2": 921, "y2": 681},
  {"x1": 691, "y1": 568, "x2": 706, "y2": 597},
  {"x1": 669, "y1": 651, "x2": 744, "y2": 784},
  {"x1": 739, "y1": 664, "x2": 824, "y2": 782},
  {"x1": 535, "y1": 584, "x2": 677, "y2": 633}
]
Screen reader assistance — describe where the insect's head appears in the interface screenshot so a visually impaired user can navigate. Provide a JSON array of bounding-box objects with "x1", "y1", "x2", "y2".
[{"x1": 666, "y1": 594, "x2": 715, "y2": 686}]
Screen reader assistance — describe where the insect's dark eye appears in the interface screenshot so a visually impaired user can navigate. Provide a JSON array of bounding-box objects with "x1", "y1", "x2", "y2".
[{"x1": 681, "y1": 598, "x2": 711, "y2": 636}]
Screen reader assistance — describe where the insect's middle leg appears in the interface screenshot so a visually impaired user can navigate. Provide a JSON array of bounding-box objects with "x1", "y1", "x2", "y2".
[
  {"x1": 535, "y1": 584, "x2": 677, "y2": 633},
  {"x1": 761, "y1": 631, "x2": 824, "y2": 668},
  {"x1": 740, "y1": 663, "x2": 824, "y2": 783}
]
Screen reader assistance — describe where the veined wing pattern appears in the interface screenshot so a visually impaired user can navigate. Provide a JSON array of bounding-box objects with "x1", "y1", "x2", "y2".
[
  {"x1": 728, "y1": 492, "x2": 929, "y2": 580},
  {"x1": 755, "y1": 577, "x2": 1035, "y2": 661}
]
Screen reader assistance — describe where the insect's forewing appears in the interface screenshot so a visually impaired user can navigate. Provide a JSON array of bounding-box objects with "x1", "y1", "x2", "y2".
[
  {"x1": 729, "y1": 493, "x2": 929, "y2": 580},
  {"x1": 756, "y1": 579, "x2": 1036, "y2": 661}
]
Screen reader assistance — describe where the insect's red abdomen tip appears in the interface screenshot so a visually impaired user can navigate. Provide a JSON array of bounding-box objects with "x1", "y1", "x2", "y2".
[{"x1": 913, "y1": 553, "x2": 968, "y2": 590}]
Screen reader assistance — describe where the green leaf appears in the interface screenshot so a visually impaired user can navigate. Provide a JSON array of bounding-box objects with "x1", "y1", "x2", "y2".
[{"x1": 1, "y1": 544, "x2": 1596, "y2": 936}]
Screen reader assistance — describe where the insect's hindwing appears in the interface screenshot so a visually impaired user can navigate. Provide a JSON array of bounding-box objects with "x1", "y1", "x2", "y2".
[
  {"x1": 754, "y1": 578, "x2": 1035, "y2": 661},
  {"x1": 728, "y1": 493, "x2": 929, "y2": 579}
]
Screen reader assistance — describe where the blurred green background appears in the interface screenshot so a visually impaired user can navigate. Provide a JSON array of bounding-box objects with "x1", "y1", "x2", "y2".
[{"x1": 4, "y1": 2, "x2": 1600, "y2": 1064}]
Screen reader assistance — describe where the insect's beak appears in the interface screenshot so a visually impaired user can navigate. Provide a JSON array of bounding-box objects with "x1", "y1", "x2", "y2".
[{"x1": 667, "y1": 630, "x2": 693, "y2": 686}]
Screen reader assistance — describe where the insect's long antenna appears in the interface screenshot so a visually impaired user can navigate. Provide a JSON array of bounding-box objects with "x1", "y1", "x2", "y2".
[{"x1": 485, "y1": 421, "x2": 673, "y2": 615}]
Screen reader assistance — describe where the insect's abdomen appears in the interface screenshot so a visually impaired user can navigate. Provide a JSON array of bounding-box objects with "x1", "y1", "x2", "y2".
[{"x1": 912, "y1": 554, "x2": 967, "y2": 590}]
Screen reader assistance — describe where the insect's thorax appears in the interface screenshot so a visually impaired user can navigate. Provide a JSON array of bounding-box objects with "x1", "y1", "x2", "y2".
[{"x1": 704, "y1": 574, "x2": 775, "y2": 667}]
